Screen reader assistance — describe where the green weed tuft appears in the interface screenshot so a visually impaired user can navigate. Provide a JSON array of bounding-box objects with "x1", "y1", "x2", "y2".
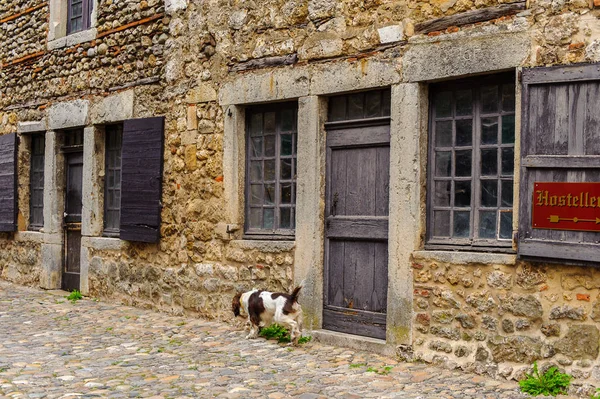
[
  {"x1": 258, "y1": 324, "x2": 291, "y2": 343},
  {"x1": 519, "y1": 362, "x2": 571, "y2": 397},
  {"x1": 66, "y1": 290, "x2": 82, "y2": 303}
]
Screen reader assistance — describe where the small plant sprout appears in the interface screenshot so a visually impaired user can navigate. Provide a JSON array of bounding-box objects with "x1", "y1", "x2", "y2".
[
  {"x1": 590, "y1": 387, "x2": 600, "y2": 399},
  {"x1": 66, "y1": 290, "x2": 83, "y2": 303},
  {"x1": 519, "y1": 362, "x2": 571, "y2": 397},
  {"x1": 258, "y1": 324, "x2": 291, "y2": 343},
  {"x1": 297, "y1": 335, "x2": 312, "y2": 345}
]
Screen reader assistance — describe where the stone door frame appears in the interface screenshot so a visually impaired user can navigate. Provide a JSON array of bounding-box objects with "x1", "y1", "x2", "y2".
[{"x1": 221, "y1": 61, "x2": 417, "y2": 349}]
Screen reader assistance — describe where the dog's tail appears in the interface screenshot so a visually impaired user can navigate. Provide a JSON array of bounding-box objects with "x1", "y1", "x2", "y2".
[{"x1": 289, "y1": 285, "x2": 302, "y2": 303}]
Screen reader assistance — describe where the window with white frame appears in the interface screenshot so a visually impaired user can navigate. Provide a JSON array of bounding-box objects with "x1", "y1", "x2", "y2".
[{"x1": 427, "y1": 73, "x2": 516, "y2": 249}]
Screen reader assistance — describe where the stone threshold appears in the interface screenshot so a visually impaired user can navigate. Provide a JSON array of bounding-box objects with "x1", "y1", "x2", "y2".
[{"x1": 310, "y1": 329, "x2": 395, "y2": 357}]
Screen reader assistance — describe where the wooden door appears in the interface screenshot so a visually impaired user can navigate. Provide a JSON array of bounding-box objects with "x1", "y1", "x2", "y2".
[
  {"x1": 63, "y1": 151, "x2": 83, "y2": 291},
  {"x1": 323, "y1": 119, "x2": 390, "y2": 339}
]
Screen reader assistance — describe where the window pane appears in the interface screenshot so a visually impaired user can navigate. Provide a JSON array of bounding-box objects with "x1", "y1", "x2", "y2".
[
  {"x1": 280, "y1": 208, "x2": 291, "y2": 229},
  {"x1": 455, "y1": 150, "x2": 472, "y2": 177},
  {"x1": 264, "y1": 160, "x2": 276, "y2": 181},
  {"x1": 250, "y1": 113, "x2": 262, "y2": 136},
  {"x1": 435, "y1": 151, "x2": 451, "y2": 177},
  {"x1": 281, "y1": 184, "x2": 292, "y2": 204},
  {"x1": 250, "y1": 185, "x2": 263, "y2": 205},
  {"x1": 481, "y1": 180, "x2": 498, "y2": 207},
  {"x1": 435, "y1": 91, "x2": 452, "y2": 118},
  {"x1": 501, "y1": 115, "x2": 515, "y2": 144},
  {"x1": 456, "y1": 119, "x2": 472, "y2": 147},
  {"x1": 433, "y1": 211, "x2": 450, "y2": 237},
  {"x1": 348, "y1": 93, "x2": 364, "y2": 119},
  {"x1": 500, "y1": 211, "x2": 512, "y2": 239},
  {"x1": 281, "y1": 134, "x2": 292, "y2": 156},
  {"x1": 250, "y1": 161, "x2": 262, "y2": 181},
  {"x1": 281, "y1": 109, "x2": 295, "y2": 131},
  {"x1": 250, "y1": 137, "x2": 263, "y2": 157},
  {"x1": 264, "y1": 135, "x2": 276, "y2": 157},
  {"x1": 455, "y1": 90, "x2": 472, "y2": 116},
  {"x1": 264, "y1": 112, "x2": 276, "y2": 133},
  {"x1": 382, "y1": 90, "x2": 391, "y2": 116},
  {"x1": 434, "y1": 181, "x2": 451, "y2": 206},
  {"x1": 479, "y1": 211, "x2": 497, "y2": 239},
  {"x1": 481, "y1": 117, "x2": 498, "y2": 144},
  {"x1": 481, "y1": 85, "x2": 498, "y2": 114},
  {"x1": 249, "y1": 208, "x2": 262, "y2": 229},
  {"x1": 502, "y1": 84, "x2": 515, "y2": 112},
  {"x1": 435, "y1": 121, "x2": 452, "y2": 147},
  {"x1": 501, "y1": 148, "x2": 514, "y2": 176},
  {"x1": 481, "y1": 149, "x2": 498, "y2": 176},
  {"x1": 329, "y1": 96, "x2": 346, "y2": 121},
  {"x1": 264, "y1": 184, "x2": 275, "y2": 205},
  {"x1": 453, "y1": 211, "x2": 470, "y2": 237},
  {"x1": 501, "y1": 180, "x2": 513, "y2": 207},
  {"x1": 263, "y1": 208, "x2": 274, "y2": 229},
  {"x1": 365, "y1": 91, "x2": 382, "y2": 118},
  {"x1": 454, "y1": 181, "x2": 471, "y2": 207},
  {"x1": 280, "y1": 159, "x2": 292, "y2": 180}
]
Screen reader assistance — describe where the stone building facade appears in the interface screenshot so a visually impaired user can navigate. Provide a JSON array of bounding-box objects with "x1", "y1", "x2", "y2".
[{"x1": 1, "y1": 0, "x2": 600, "y2": 393}]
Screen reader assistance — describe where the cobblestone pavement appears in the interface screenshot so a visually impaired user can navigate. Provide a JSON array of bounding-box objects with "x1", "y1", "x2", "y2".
[{"x1": 0, "y1": 281, "x2": 529, "y2": 399}]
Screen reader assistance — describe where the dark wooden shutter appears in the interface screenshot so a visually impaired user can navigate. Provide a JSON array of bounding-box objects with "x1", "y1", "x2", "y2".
[
  {"x1": 518, "y1": 63, "x2": 600, "y2": 263},
  {"x1": 0, "y1": 133, "x2": 17, "y2": 232},
  {"x1": 120, "y1": 117, "x2": 165, "y2": 243}
]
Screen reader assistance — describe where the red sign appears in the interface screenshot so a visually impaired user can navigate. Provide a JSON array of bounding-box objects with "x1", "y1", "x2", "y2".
[{"x1": 532, "y1": 182, "x2": 600, "y2": 232}]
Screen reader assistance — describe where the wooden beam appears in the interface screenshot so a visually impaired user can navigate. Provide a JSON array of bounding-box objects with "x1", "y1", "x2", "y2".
[
  {"x1": 229, "y1": 54, "x2": 298, "y2": 72},
  {"x1": 415, "y1": 1, "x2": 526, "y2": 34},
  {"x1": 522, "y1": 155, "x2": 600, "y2": 169},
  {"x1": 1, "y1": 51, "x2": 45, "y2": 68},
  {"x1": 522, "y1": 63, "x2": 600, "y2": 85}
]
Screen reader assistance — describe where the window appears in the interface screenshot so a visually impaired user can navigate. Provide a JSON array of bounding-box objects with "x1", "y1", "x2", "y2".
[
  {"x1": 29, "y1": 134, "x2": 45, "y2": 230},
  {"x1": 67, "y1": 0, "x2": 93, "y2": 35},
  {"x1": 245, "y1": 104, "x2": 297, "y2": 237},
  {"x1": 104, "y1": 125, "x2": 123, "y2": 235},
  {"x1": 427, "y1": 73, "x2": 516, "y2": 249}
]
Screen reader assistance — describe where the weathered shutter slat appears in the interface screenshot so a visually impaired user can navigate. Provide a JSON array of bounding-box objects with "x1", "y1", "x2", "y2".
[
  {"x1": 0, "y1": 133, "x2": 17, "y2": 232},
  {"x1": 518, "y1": 64, "x2": 600, "y2": 263},
  {"x1": 120, "y1": 117, "x2": 164, "y2": 243}
]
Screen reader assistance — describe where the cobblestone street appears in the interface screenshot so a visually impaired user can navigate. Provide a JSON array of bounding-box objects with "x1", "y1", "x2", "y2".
[{"x1": 0, "y1": 281, "x2": 528, "y2": 399}]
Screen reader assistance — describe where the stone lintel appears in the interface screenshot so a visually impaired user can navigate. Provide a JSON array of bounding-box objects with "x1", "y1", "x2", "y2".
[
  {"x1": 47, "y1": 99, "x2": 89, "y2": 130},
  {"x1": 402, "y1": 32, "x2": 530, "y2": 82},
  {"x1": 219, "y1": 59, "x2": 400, "y2": 106},
  {"x1": 90, "y1": 90, "x2": 134, "y2": 124},
  {"x1": 17, "y1": 121, "x2": 46, "y2": 134}
]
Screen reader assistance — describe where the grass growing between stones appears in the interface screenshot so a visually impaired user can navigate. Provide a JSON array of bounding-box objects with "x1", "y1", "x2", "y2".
[
  {"x1": 66, "y1": 290, "x2": 82, "y2": 303},
  {"x1": 519, "y1": 362, "x2": 571, "y2": 397},
  {"x1": 590, "y1": 388, "x2": 600, "y2": 399},
  {"x1": 258, "y1": 324, "x2": 312, "y2": 344}
]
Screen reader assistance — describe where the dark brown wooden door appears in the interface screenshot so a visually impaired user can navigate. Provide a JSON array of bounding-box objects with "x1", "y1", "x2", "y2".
[
  {"x1": 63, "y1": 151, "x2": 83, "y2": 291},
  {"x1": 323, "y1": 119, "x2": 390, "y2": 339}
]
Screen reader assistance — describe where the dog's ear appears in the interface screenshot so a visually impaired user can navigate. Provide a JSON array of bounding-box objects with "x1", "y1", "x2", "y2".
[{"x1": 232, "y1": 292, "x2": 242, "y2": 317}]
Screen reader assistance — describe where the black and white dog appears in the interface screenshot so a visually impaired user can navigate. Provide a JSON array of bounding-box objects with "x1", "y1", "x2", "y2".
[{"x1": 232, "y1": 286, "x2": 303, "y2": 344}]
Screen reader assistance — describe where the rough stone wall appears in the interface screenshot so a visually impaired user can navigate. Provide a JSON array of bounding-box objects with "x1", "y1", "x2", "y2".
[
  {"x1": 0, "y1": 235, "x2": 41, "y2": 286},
  {"x1": 86, "y1": 241, "x2": 294, "y2": 319},
  {"x1": 411, "y1": 258, "x2": 600, "y2": 395},
  {"x1": 1, "y1": 0, "x2": 600, "y2": 387}
]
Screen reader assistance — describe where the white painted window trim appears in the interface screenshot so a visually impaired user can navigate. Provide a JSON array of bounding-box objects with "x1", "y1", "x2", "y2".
[{"x1": 47, "y1": 0, "x2": 98, "y2": 50}]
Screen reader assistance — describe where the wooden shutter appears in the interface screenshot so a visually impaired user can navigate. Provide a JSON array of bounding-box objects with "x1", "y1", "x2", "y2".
[
  {"x1": 518, "y1": 63, "x2": 600, "y2": 263},
  {"x1": 120, "y1": 117, "x2": 165, "y2": 243},
  {"x1": 0, "y1": 133, "x2": 17, "y2": 232}
]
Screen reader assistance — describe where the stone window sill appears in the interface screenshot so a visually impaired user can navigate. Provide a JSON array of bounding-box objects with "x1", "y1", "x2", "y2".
[
  {"x1": 230, "y1": 239, "x2": 295, "y2": 253},
  {"x1": 81, "y1": 236, "x2": 128, "y2": 251},
  {"x1": 412, "y1": 250, "x2": 517, "y2": 266},
  {"x1": 15, "y1": 231, "x2": 45, "y2": 243},
  {"x1": 48, "y1": 28, "x2": 97, "y2": 50}
]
